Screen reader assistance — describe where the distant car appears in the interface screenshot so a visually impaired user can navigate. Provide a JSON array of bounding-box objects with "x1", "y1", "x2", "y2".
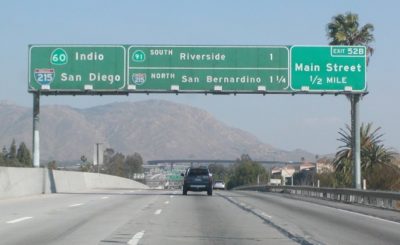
[
  {"x1": 213, "y1": 180, "x2": 225, "y2": 190},
  {"x1": 181, "y1": 167, "x2": 213, "y2": 196}
]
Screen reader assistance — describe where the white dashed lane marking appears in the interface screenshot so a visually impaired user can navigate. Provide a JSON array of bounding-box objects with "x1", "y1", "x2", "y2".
[
  {"x1": 154, "y1": 209, "x2": 162, "y2": 215},
  {"x1": 127, "y1": 230, "x2": 145, "y2": 245},
  {"x1": 69, "y1": 203, "x2": 84, "y2": 207},
  {"x1": 6, "y1": 217, "x2": 33, "y2": 224},
  {"x1": 261, "y1": 212, "x2": 273, "y2": 219}
]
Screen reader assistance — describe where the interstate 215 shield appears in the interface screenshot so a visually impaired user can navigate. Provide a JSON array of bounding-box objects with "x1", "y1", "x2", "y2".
[{"x1": 34, "y1": 68, "x2": 55, "y2": 85}]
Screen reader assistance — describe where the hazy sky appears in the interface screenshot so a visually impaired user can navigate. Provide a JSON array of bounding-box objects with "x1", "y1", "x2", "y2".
[{"x1": 1, "y1": 0, "x2": 399, "y2": 155}]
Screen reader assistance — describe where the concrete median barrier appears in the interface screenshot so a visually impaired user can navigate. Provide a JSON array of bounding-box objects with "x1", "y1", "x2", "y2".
[
  {"x1": 0, "y1": 167, "x2": 148, "y2": 199},
  {"x1": 0, "y1": 167, "x2": 51, "y2": 199}
]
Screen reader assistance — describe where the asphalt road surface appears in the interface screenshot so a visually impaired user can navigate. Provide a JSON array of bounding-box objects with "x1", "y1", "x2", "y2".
[{"x1": 0, "y1": 189, "x2": 399, "y2": 245}]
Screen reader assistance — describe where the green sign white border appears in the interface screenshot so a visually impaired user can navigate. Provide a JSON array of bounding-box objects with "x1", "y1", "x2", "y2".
[
  {"x1": 28, "y1": 44, "x2": 127, "y2": 92},
  {"x1": 289, "y1": 45, "x2": 367, "y2": 93},
  {"x1": 126, "y1": 45, "x2": 290, "y2": 94}
]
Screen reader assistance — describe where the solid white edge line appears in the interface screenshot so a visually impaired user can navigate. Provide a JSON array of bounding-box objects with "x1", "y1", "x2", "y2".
[
  {"x1": 278, "y1": 194, "x2": 400, "y2": 226},
  {"x1": 258, "y1": 192, "x2": 400, "y2": 226},
  {"x1": 6, "y1": 217, "x2": 33, "y2": 224},
  {"x1": 155, "y1": 209, "x2": 162, "y2": 215},
  {"x1": 69, "y1": 203, "x2": 84, "y2": 207},
  {"x1": 127, "y1": 230, "x2": 145, "y2": 245},
  {"x1": 330, "y1": 206, "x2": 400, "y2": 226}
]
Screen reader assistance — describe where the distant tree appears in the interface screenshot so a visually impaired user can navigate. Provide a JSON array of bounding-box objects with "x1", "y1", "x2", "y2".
[
  {"x1": 81, "y1": 163, "x2": 94, "y2": 172},
  {"x1": 226, "y1": 154, "x2": 268, "y2": 189},
  {"x1": 9, "y1": 139, "x2": 17, "y2": 160},
  {"x1": 316, "y1": 171, "x2": 337, "y2": 188},
  {"x1": 103, "y1": 148, "x2": 115, "y2": 167},
  {"x1": 17, "y1": 142, "x2": 32, "y2": 167},
  {"x1": 4, "y1": 139, "x2": 19, "y2": 166},
  {"x1": 80, "y1": 155, "x2": 87, "y2": 163},
  {"x1": 293, "y1": 169, "x2": 316, "y2": 186},
  {"x1": 208, "y1": 163, "x2": 230, "y2": 182},
  {"x1": 103, "y1": 151, "x2": 126, "y2": 177},
  {"x1": 125, "y1": 153, "x2": 143, "y2": 179},
  {"x1": 79, "y1": 155, "x2": 94, "y2": 172},
  {"x1": 365, "y1": 164, "x2": 400, "y2": 190},
  {"x1": 2, "y1": 146, "x2": 7, "y2": 157},
  {"x1": 101, "y1": 148, "x2": 147, "y2": 179},
  {"x1": 0, "y1": 152, "x2": 5, "y2": 166}
]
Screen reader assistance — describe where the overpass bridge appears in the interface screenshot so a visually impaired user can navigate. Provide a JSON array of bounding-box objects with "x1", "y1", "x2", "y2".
[{"x1": 146, "y1": 159, "x2": 299, "y2": 167}]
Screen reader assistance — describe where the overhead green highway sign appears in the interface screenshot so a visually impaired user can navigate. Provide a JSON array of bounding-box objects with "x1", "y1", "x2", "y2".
[
  {"x1": 290, "y1": 46, "x2": 366, "y2": 92},
  {"x1": 127, "y1": 46, "x2": 289, "y2": 92},
  {"x1": 28, "y1": 45, "x2": 366, "y2": 94},
  {"x1": 29, "y1": 45, "x2": 126, "y2": 92}
]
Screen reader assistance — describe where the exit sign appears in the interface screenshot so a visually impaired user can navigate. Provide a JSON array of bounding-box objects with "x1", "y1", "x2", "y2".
[{"x1": 290, "y1": 46, "x2": 366, "y2": 92}]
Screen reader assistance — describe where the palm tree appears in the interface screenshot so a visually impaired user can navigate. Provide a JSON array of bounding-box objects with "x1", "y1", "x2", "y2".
[
  {"x1": 327, "y1": 12, "x2": 375, "y2": 188},
  {"x1": 332, "y1": 123, "x2": 395, "y2": 186},
  {"x1": 327, "y1": 12, "x2": 374, "y2": 64}
]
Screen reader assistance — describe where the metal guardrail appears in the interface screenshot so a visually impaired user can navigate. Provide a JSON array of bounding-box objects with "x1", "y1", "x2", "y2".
[{"x1": 233, "y1": 185, "x2": 400, "y2": 211}]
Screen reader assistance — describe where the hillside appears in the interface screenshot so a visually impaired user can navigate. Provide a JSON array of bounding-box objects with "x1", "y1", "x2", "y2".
[{"x1": 0, "y1": 100, "x2": 315, "y2": 162}]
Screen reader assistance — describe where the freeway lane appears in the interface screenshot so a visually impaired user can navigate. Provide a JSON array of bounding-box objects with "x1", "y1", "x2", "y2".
[
  {"x1": 224, "y1": 190, "x2": 400, "y2": 245},
  {"x1": 0, "y1": 189, "x2": 399, "y2": 244},
  {"x1": 100, "y1": 191, "x2": 296, "y2": 245},
  {"x1": 0, "y1": 189, "x2": 295, "y2": 245}
]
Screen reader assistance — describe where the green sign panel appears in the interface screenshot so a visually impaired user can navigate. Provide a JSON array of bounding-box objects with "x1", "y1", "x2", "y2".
[
  {"x1": 28, "y1": 45, "x2": 366, "y2": 94},
  {"x1": 291, "y1": 46, "x2": 366, "y2": 92},
  {"x1": 29, "y1": 45, "x2": 126, "y2": 92},
  {"x1": 127, "y1": 46, "x2": 289, "y2": 92}
]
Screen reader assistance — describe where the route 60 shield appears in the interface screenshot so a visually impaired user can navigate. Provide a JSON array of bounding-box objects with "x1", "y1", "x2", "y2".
[{"x1": 34, "y1": 68, "x2": 55, "y2": 85}]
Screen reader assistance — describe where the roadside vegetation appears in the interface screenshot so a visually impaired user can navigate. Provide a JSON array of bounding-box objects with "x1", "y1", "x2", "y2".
[
  {"x1": 328, "y1": 123, "x2": 400, "y2": 190},
  {"x1": 323, "y1": 12, "x2": 400, "y2": 190},
  {"x1": 0, "y1": 140, "x2": 145, "y2": 181},
  {"x1": 80, "y1": 147, "x2": 144, "y2": 180},
  {"x1": 102, "y1": 148, "x2": 144, "y2": 179},
  {"x1": 0, "y1": 139, "x2": 32, "y2": 167},
  {"x1": 291, "y1": 124, "x2": 400, "y2": 191},
  {"x1": 209, "y1": 154, "x2": 270, "y2": 190}
]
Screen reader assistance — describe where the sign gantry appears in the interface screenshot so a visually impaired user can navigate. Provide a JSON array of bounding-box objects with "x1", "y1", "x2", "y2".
[
  {"x1": 28, "y1": 45, "x2": 366, "y2": 94},
  {"x1": 28, "y1": 44, "x2": 367, "y2": 189}
]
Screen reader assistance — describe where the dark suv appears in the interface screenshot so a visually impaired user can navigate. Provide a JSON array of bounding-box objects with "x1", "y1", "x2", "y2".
[{"x1": 181, "y1": 167, "x2": 213, "y2": 196}]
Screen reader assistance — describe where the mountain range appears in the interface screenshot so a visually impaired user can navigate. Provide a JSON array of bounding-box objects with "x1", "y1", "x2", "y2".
[{"x1": 0, "y1": 100, "x2": 316, "y2": 163}]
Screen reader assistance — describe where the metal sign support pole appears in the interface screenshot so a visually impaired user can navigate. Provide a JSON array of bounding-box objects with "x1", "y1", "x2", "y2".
[
  {"x1": 351, "y1": 94, "x2": 361, "y2": 189},
  {"x1": 33, "y1": 92, "x2": 40, "y2": 167},
  {"x1": 96, "y1": 143, "x2": 100, "y2": 174}
]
